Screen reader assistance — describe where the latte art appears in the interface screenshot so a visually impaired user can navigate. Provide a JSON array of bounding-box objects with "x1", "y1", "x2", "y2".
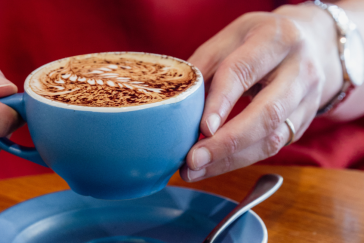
[{"x1": 29, "y1": 53, "x2": 197, "y2": 107}]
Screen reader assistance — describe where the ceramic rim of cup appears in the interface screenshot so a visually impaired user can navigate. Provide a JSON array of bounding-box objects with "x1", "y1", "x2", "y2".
[{"x1": 24, "y1": 52, "x2": 203, "y2": 113}]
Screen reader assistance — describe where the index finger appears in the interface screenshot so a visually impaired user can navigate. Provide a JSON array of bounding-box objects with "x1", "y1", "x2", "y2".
[
  {"x1": 186, "y1": 58, "x2": 310, "y2": 171},
  {"x1": 200, "y1": 18, "x2": 301, "y2": 137}
]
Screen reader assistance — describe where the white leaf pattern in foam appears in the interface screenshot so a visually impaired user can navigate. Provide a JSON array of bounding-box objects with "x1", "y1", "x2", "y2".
[
  {"x1": 62, "y1": 73, "x2": 72, "y2": 79},
  {"x1": 69, "y1": 75, "x2": 78, "y2": 82},
  {"x1": 104, "y1": 76, "x2": 119, "y2": 79},
  {"x1": 53, "y1": 86, "x2": 65, "y2": 90},
  {"x1": 106, "y1": 80, "x2": 115, "y2": 87},
  {"x1": 48, "y1": 71, "x2": 57, "y2": 77},
  {"x1": 39, "y1": 88, "x2": 81, "y2": 96},
  {"x1": 88, "y1": 70, "x2": 104, "y2": 74},
  {"x1": 116, "y1": 77, "x2": 130, "y2": 82},
  {"x1": 101, "y1": 73, "x2": 119, "y2": 76},
  {"x1": 57, "y1": 62, "x2": 176, "y2": 95},
  {"x1": 55, "y1": 79, "x2": 65, "y2": 84},
  {"x1": 99, "y1": 68, "x2": 112, "y2": 71},
  {"x1": 124, "y1": 84, "x2": 133, "y2": 89},
  {"x1": 132, "y1": 85, "x2": 162, "y2": 93},
  {"x1": 88, "y1": 79, "x2": 96, "y2": 85},
  {"x1": 120, "y1": 66, "x2": 131, "y2": 69},
  {"x1": 108, "y1": 64, "x2": 118, "y2": 69},
  {"x1": 78, "y1": 77, "x2": 86, "y2": 82}
]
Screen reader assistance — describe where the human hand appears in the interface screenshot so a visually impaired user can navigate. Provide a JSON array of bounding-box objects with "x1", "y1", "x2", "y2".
[
  {"x1": 0, "y1": 71, "x2": 23, "y2": 138},
  {"x1": 180, "y1": 4, "x2": 343, "y2": 181}
]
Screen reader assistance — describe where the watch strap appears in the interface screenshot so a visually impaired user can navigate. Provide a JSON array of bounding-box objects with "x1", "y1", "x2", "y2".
[{"x1": 311, "y1": 1, "x2": 359, "y2": 116}]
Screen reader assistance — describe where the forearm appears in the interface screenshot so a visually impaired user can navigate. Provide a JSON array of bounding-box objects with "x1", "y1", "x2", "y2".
[{"x1": 275, "y1": 1, "x2": 364, "y2": 122}]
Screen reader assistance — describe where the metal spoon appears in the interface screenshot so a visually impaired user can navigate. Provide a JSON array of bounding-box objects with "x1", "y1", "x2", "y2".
[{"x1": 203, "y1": 173, "x2": 283, "y2": 243}]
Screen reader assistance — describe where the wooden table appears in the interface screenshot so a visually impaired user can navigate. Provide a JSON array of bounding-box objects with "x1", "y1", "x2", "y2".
[{"x1": 1, "y1": 165, "x2": 363, "y2": 243}]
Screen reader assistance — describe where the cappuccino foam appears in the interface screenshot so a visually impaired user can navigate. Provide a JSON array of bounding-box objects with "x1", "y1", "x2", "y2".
[{"x1": 29, "y1": 53, "x2": 197, "y2": 107}]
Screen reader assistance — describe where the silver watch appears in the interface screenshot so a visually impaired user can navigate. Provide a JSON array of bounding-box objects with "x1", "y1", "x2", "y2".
[{"x1": 312, "y1": 0, "x2": 364, "y2": 115}]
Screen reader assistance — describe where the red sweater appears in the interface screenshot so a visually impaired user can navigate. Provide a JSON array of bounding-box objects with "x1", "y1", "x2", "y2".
[{"x1": 1, "y1": 0, "x2": 363, "y2": 179}]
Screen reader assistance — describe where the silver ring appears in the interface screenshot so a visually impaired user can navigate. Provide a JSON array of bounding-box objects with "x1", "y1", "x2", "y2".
[{"x1": 284, "y1": 119, "x2": 295, "y2": 146}]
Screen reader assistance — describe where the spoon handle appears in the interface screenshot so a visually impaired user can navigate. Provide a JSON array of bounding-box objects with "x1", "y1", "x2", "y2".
[{"x1": 203, "y1": 174, "x2": 283, "y2": 243}]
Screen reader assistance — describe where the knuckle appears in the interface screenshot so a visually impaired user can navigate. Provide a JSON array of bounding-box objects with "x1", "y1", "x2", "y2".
[
  {"x1": 262, "y1": 101, "x2": 286, "y2": 133},
  {"x1": 222, "y1": 132, "x2": 240, "y2": 155},
  {"x1": 303, "y1": 58, "x2": 325, "y2": 88},
  {"x1": 238, "y1": 12, "x2": 269, "y2": 23},
  {"x1": 258, "y1": 15, "x2": 303, "y2": 48},
  {"x1": 264, "y1": 131, "x2": 285, "y2": 157},
  {"x1": 295, "y1": 53, "x2": 326, "y2": 98},
  {"x1": 275, "y1": 16, "x2": 303, "y2": 46},
  {"x1": 240, "y1": 11, "x2": 304, "y2": 49},
  {"x1": 221, "y1": 155, "x2": 234, "y2": 174},
  {"x1": 228, "y1": 59, "x2": 256, "y2": 91}
]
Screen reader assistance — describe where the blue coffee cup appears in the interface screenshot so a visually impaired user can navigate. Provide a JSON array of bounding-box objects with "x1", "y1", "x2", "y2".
[{"x1": 0, "y1": 52, "x2": 204, "y2": 199}]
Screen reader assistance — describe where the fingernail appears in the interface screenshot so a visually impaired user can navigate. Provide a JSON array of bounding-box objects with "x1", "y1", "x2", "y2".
[
  {"x1": 192, "y1": 147, "x2": 211, "y2": 169},
  {"x1": 206, "y1": 113, "x2": 221, "y2": 135},
  {"x1": 187, "y1": 168, "x2": 206, "y2": 181}
]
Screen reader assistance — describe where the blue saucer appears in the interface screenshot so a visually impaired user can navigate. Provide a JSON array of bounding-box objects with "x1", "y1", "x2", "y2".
[{"x1": 0, "y1": 186, "x2": 267, "y2": 243}]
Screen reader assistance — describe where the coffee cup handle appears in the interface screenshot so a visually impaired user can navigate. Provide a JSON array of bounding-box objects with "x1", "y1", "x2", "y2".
[{"x1": 0, "y1": 93, "x2": 48, "y2": 167}]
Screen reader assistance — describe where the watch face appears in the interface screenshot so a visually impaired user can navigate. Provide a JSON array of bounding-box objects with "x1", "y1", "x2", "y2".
[{"x1": 344, "y1": 28, "x2": 364, "y2": 86}]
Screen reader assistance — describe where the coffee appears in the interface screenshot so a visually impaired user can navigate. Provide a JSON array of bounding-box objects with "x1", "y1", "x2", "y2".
[{"x1": 29, "y1": 52, "x2": 197, "y2": 107}]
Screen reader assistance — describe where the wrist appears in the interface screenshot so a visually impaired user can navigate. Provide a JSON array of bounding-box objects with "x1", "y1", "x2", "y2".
[{"x1": 274, "y1": 4, "x2": 343, "y2": 110}]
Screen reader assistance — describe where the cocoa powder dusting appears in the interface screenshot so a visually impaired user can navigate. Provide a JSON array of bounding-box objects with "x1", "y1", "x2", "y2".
[{"x1": 32, "y1": 56, "x2": 197, "y2": 107}]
